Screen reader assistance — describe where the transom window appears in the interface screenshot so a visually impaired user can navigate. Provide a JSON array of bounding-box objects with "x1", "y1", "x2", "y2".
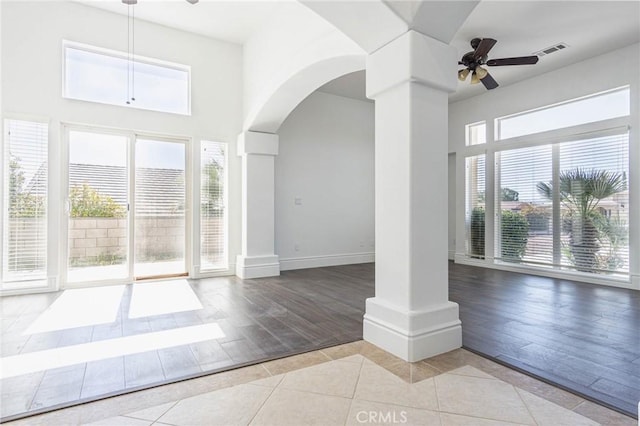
[
  {"x1": 63, "y1": 41, "x2": 191, "y2": 115},
  {"x1": 496, "y1": 86, "x2": 630, "y2": 140}
]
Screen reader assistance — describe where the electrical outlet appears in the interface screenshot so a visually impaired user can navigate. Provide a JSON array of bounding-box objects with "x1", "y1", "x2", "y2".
[{"x1": 294, "y1": 244, "x2": 300, "y2": 251}]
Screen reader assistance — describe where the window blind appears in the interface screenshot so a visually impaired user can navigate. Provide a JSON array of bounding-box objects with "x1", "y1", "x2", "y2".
[
  {"x1": 557, "y1": 134, "x2": 629, "y2": 274},
  {"x1": 465, "y1": 155, "x2": 485, "y2": 258},
  {"x1": 3, "y1": 119, "x2": 48, "y2": 282},
  {"x1": 497, "y1": 145, "x2": 553, "y2": 266},
  {"x1": 200, "y1": 141, "x2": 226, "y2": 271},
  {"x1": 496, "y1": 132, "x2": 629, "y2": 275}
]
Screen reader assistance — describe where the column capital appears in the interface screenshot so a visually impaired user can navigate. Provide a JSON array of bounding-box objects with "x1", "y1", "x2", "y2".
[
  {"x1": 237, "y1": 131, "x2": 279, "y2": 156},
  {"x1": 366, "y1": 30, "x2": 458, "y2": 99}
]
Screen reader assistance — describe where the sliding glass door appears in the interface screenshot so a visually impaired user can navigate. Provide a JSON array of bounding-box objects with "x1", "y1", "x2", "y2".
[
  {"x1": 134, "y1": 138, "x2": 186, "y2": 279},
  {"x1": 64, "y1": 128, "x2": 188, "y2": 284},
  {"x1": 67, "y1": 131, "x2": 129, "y2": 283}
]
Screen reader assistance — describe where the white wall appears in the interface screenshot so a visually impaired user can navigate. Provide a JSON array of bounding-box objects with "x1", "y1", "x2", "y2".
[
  {"x1": 1, "y1": 1, "x2": 243, "y2": 287},
  {"x1": 242, "y1": 1, "x2": 364, "y2": 132},
  {"x1": 448, "y1": 43, "x2": 640, "y2": 288},
  {"x1": 275, "y1": 91, "x2": 374, "y2": 270}
]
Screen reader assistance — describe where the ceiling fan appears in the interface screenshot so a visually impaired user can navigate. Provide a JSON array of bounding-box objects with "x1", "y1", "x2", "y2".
[{"x1": 458, "y1": 38, "x2": 539, "y2": 90}]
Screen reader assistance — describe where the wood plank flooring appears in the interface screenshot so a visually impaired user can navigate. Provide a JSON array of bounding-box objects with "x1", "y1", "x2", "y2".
[
  {"x1": 449, "y1": 262, "x2": 640, "y2": 418},
  {"x1": 0, "y1": 263, "x2": 374, "y2": 421}
]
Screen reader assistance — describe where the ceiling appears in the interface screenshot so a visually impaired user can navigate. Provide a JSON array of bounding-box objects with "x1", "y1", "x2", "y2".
[
  {"x1": 78, "y1": 1, "x2": 639, "y2": 102},
  {"x1": 76, "y1": 0, "x2": 294, "y2": 44},
  {"x1": 448, "y1": 1, "x2": 640, "y2": 102}
]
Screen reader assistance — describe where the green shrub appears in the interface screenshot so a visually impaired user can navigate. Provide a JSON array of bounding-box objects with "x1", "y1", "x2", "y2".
[
  {"x1": 70, "y1": 184, "x2": 125, "y2": 218},
  {"x1": 470, "y1": 207, "x2": 485, "y2": 257},
  {"x1": 501, "y1": 210, "x2": 529, "y2": 260},
  {"x1": 469, "y1": 208, "x2": 529, "y2": 261}
]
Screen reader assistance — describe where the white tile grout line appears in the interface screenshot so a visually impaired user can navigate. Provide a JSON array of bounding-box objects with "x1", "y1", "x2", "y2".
[
  {"x1": 259, "y1": 363, "x2": 272, "y2": 377},
  {"x1": 123, "y1": 400, "x2": 181, "y2": 424},
  {"x1": 433, "y1": 367, "x2": 442, "y2": 414},
  {"x1": 343, "y1": 355, "x2": 367, "y2": 426},
  {"x1": 513, "y1": 384, "x2": 540, "y2": 426},
  {"x1": 245, "y1": 379, "x2": 280, "y2": 425}
]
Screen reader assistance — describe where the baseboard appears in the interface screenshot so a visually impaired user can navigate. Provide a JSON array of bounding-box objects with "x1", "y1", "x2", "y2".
[
  {"x1": 454, "y1": 253, "x2": 636, "y2": 290},
  {"x1": 236, "y1": 255, "x2": 280, "y2": 279},
  {"x1": 363, "y1": 298, "x2": 462, "y2": 362},
  {"x1": 280, "y1": 252, "x2": 374, "y2": 271}
]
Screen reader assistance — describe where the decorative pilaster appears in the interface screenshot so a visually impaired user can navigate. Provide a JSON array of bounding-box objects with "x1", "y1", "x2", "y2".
[{"x1": 236, "y1": 131, "x2": 280, "y2": 279}]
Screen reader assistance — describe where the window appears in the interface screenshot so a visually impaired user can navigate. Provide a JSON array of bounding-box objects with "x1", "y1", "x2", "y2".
[
  {"x1": 496, "y1": 87, "x2": 630, "y2": 140},
  {"x1": 463, "y1": 86, "x2": 631, "y2": 280},
  {"x1": 497, "y1": 145, "x2": 553, "y2": 266},
  {"x1": 3, "y1": 119, "x2": 48, "y2": 283},
  {"x1": 465, "y1": 155, "x2": 485, "y2": 258},
  {"x1": 466, "y1": 121, "x2": 486, "y2": 146},
  {"x1": 63, "y1": 42, "x2": 190, "y2": 115},
  {"x1": 200, "y1": 141, "x2": 226, "y2": 271},
  {"x1": 556, "y1": 134, "x2": 629, "y2": 273},
  {"x1": 495, "y1": 132, "x2": 629, "y2": 275}
]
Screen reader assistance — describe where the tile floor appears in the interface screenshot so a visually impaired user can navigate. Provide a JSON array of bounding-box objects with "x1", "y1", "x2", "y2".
[{"x1": 3, "y1": 341, "x2": 635, "y2": 426}]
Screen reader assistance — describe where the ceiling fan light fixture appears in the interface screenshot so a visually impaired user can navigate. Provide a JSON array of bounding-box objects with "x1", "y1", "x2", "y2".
[
  {"x1": 475, "y1": 66, "x2": 488, "y2": 79},
  {"x1": 470, "y1": 71, "x2": 480, "y2": 85},
  {"x1": 458, "y1": 69, "x2": 470, "y2": 81}
]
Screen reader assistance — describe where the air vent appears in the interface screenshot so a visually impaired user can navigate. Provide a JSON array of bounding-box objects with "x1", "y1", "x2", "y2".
[{"x1": 533, "y1": 42, "x2": 569, "y2": 57}]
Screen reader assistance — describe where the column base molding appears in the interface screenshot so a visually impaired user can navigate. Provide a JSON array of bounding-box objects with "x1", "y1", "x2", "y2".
[
  {"x1": 363, "y1": 298, "x2": 462, "y2": 362},
  {"x1": 235, "y1": 255, "x2": 280, "y2": 279}
]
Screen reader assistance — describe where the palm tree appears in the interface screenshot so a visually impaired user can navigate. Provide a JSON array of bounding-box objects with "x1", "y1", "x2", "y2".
[{"x1": 536, "y1": 168, "x2": 627, "y2": 271}]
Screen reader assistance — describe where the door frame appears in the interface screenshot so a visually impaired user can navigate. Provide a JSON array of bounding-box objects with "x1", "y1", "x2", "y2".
[{"x1": 61, "y1": 123, "x2": 192, "y2": 289}]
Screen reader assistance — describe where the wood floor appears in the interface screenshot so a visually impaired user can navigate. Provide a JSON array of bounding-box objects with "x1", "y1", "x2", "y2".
[
  {"x1": 0, "y1": 263, "x2": 374, "y2": 421},
  {"x1": 449, "y1": 262, "x2": 640, "y2": 418},
  {"x1": 2, "y1": 261, "x2": 638, "y2": 420}
]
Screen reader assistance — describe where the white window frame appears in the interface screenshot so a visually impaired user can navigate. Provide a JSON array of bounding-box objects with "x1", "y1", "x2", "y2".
[
  {"x1": 196, "y1": 140, "x2": 229, "y2": 275},
  {"x1": 62, "y1": 40, "x2": 192, "y2": 116},
  {"x1": 456, "y1": 86, "x2": 635, "y2": 290},
  {"x1": 60, "y1": 123, "x2": 194, "y2": 289},
  {"x1": 465, "y1": 121, "x2": 486, "y2": 146},
  {"x1": 1, "y1": 115, "x2": 55, "y2": 294},
  {"x1": 495, "y1": 86, "x2": 630, "y2": 141}
]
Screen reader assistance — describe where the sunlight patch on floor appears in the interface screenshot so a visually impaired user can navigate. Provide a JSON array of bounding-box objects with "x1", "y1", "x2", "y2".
[
  {"x1": 23, "y1": 286, "x2": 125, "y2": 335},
  {"x1": 1, "y1": 323, "x2": 225, "y2": 378},
  {"x1": 128, "y1": 280, "x2": 202, "y2": 319}
]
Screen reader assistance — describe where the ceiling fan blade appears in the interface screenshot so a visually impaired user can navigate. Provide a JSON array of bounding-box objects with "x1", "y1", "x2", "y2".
[
  {"x1": 473, "y1": 38, "x2": 497, "y2": 60},
  {"x1": 486, "y1": 56, "x2": 539, "y2": 66},
  {"x1": 480, "y1": 72, "x2": 499, "y2": 90}
]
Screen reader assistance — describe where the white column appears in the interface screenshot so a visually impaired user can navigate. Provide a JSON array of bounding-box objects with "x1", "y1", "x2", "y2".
[
  {"x1": 364, "y1": 31, "x2": 462, "y2": 361},
  {"x1": 236, "y1": 131, "x2": 280, "y2": 279}
]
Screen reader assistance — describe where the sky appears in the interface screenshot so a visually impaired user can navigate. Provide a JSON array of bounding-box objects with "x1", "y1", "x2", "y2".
[{"x1": 69, "y1": 131, "x2": 185, "y2": 170}]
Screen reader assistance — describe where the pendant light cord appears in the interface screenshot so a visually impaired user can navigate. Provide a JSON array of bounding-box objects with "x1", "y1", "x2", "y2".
[
  {"x1": 132, "y1": 5, "x2": 135, "y2": 102},
  {"x1": 126, "y1": 4, "x2": 130, "y2": 104}
]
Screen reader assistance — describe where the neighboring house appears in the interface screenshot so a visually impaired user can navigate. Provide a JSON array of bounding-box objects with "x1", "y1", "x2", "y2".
[{"x1": 28, "y1": 164, "x2": 186, "y2": 217}]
